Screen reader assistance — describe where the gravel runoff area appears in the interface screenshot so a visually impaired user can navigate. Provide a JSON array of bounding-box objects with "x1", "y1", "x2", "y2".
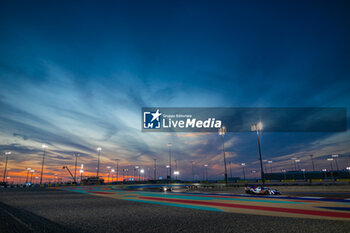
[{"x1": 1, "y1": 188, "x2": 350, "y2": 233}]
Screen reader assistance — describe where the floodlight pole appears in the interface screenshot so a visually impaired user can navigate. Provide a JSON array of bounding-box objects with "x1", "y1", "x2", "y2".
[
  {"x1": 268, "y1": 161, "x2": 273, "y2": 173},
  {"x1": 241, "y1": 163, "x2": 246, "y2": 180},
  {"x1": 96, "y1": 147, "x2": 102, "y2": 177},
  {"x1": 25, "y1": 168, "x2": 31, "y2": 183},
  {"x1": 256, "y1": 130, "x2": 264, "y2": 184},
  {"x1": 154, "y1": 159, "x2": 157, "y2": 180},
  {"x1": 80, "y1": 165, "x2": 84, "y2": 182},
  {"x1": 219, "y1": 126, "x2": 228, "y2": 186},
  {"x1": 40, "y1": 145, "x2": 47, "y2": 185},
  {"x1": 335, "y1": 158, "x2": 339, "y2": 171},
  {"x1": 328, "y1": 158, "x2": 334, "y2": 170},
  {"x1": 310, "y1": 154, "x2": 315, "y2": 171},
  {"x1": 2, "y1": 152, "x2": 10, "y2": 183},
  {"x1": 117, "y1": 160, "x2": 119, "y2": 182},
  {"x1": 74, "y1": 153, "x2": 79, "y2": 183},
  {"x1": 191, "y1": 161, "x2": 194, "y2": 182},
  {"x1": 138, "y1": 167, "x2": 141, "y2": 182},
  {"x1": 174, "y1": 160, "x2": 177, "y2": 180},
  {"x1": 252, "y1": 123, "x2": 265, "y2": 185},
  {"x1": 167, "y1": 143, "x2": 172, "y2": 181},
  {"x1": 223, "y1": 135, "x2": 228, "y2": 185},
  {"x1": 30, "y1": 170, "x2": 34, "y2": 183},
  {"x1": 204, "y1": 164, "x2": 208, "y2": 181},
  {"x1": 332, "y1": 154, "x2": 339, "y2": 171}
]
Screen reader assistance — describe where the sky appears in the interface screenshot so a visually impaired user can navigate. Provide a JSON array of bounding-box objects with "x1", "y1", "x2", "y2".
[{"x1": 0, "y1": 0, "x2": 350, "y2": 183}]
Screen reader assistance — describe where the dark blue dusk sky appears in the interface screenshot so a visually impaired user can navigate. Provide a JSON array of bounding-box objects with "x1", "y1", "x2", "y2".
[{"x1": 0, "y1": 0, "x2": 350, "y2": 181}]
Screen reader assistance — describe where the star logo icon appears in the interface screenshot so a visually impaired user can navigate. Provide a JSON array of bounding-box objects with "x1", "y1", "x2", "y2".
[
  {"x1": 151, "y1": 109, "x2": 162, "y2": 122},
  {"x1": 143, "y1": 109, "x2": 162, "y2": 129}
]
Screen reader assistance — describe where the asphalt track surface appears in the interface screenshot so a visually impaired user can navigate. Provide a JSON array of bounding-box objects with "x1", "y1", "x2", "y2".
[{"x1": 1, "y1": 188, "x2": 350, "y2": 233}]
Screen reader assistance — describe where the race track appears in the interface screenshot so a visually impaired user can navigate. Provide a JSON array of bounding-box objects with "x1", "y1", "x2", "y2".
[{"x1": 58, "y1": 186, "x2": 350, "y2": 221}]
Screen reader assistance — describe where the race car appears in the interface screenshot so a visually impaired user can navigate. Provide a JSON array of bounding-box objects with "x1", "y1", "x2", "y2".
[
  {"x1": 159, "y1": 186, "x2": 172, "y2": 192},
  {"x1": 245, "y1": 186, "x2": 281, "y2": 195}
]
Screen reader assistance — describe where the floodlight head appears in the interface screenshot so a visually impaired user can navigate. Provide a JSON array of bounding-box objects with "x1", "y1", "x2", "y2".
[
  {"x1": 5, "y1": 151, "x2": 11, "y2": 155},
  {"x1": 27, "y1": 167, "x2": 31, "y2": 170},
  {"x1": 327, "y1": 158, "x2": 333, "y2": 161},
  {"x1": 97, "y1": 147, "x2": 102, "y2": 151},
  {"x1": 251, "y1": 122, "x2": 263, "y2": 131},
  {"x1": 241, "y1": 163, "x2": 246, "y2": 166},
  {"x1": 140, "y1": 169, "x2": 144, "y2": 173},
  {"x1": 295, "y1": 159, "x2": 300, "y2": 163},
  {"x1": 111, "y1": 169, "x2": 115, "y2": 172},
  {"x1": 42, "y1": 144, "x2": 48, "y2": 148},
  {"x1": 251, "y1": 124, "x2": 256, "y2": 131},
  {"x1": 204, "y1": 164, "x2": 208, "y2": 167},
  {"x1": 167, "y1": 143, "x2": 172, "y2": 147},
  {"x1": 332, "y1": 154, "x2": 339, "y2": 158},
  {"x1": 219, "y1": 126, "x2": 226, "y2": 135},
  {"x1": 268, "y1": 161, "x2": 272, "y2": 164}
]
